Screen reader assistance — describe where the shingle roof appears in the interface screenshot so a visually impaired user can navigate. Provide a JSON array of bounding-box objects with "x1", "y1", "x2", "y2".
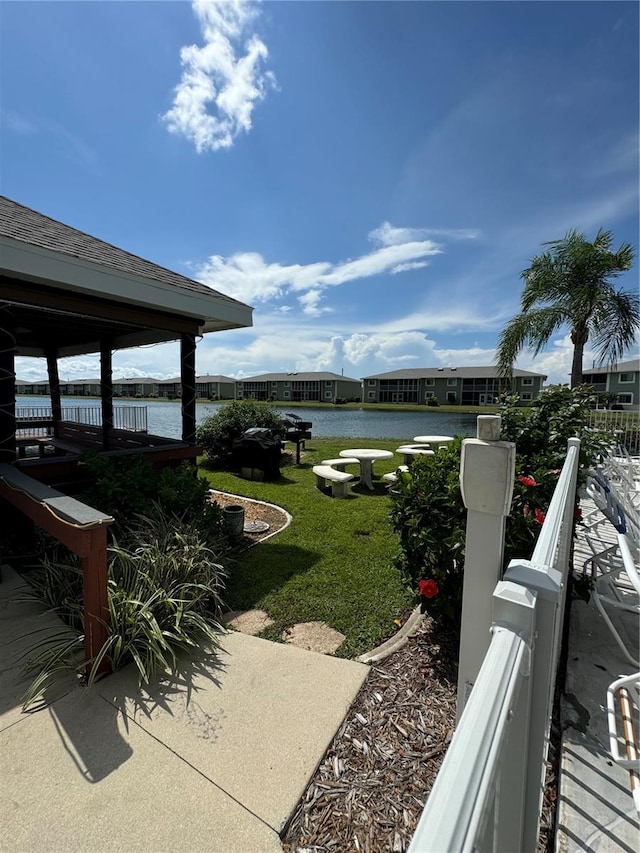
[
  {"x1": 362, "y1": 366, "x2": 546, "y2": 380},
  {"x1": 241, "y1": 371, "x2": 361, "y2": 383},
  {"x1": 0, "y1": 196, "x2": 245, "y2": 308},
  {"x1": 195, "y1": 375, "x2": 237, "y2": 383},
  {"x1": 582, "y1": 358, "x2": 639, "y2": 375}
]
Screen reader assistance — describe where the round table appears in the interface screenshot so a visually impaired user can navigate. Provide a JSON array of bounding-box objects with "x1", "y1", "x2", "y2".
[
  {"x1": 339, "y1": 448, "x2": 394, "y2": 490},
  {"x1": 413, "y1": 435, "x2": 455, "y2": 448}
]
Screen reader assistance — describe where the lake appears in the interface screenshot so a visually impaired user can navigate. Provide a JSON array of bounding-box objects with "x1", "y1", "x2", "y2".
[{"x1": 16, "y1": 397, "x2": 479, "y2": 441}]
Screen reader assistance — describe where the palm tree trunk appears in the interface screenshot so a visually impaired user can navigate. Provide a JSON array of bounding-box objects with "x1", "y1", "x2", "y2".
[{"x1": 570, "y1": 340, "x2": 584, "y2": 387}]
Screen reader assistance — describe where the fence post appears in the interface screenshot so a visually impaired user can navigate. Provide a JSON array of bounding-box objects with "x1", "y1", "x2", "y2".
[
  {"x1": 504, "y1": 558, "x2": 563, "y2": 851},
  {"x1": 491, "y1": 580, "x2": 537, "y2": 852},
  {"x1": 457, "y1": 415, "x2": 516, "y2": 718}
]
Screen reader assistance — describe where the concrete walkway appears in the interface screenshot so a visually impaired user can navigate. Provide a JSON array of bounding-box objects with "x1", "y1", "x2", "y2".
[
  {"x1": 0, "y1": 565, "x2": 369, "y2": 852},
  {"x1": 556, "y1": 500, "x2": 639, "y2": 852}
]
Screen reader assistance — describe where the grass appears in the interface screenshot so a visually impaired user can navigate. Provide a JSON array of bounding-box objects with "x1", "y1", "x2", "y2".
[{"x1": 198, "y1": 437, "x2": 416, "y2": 658}]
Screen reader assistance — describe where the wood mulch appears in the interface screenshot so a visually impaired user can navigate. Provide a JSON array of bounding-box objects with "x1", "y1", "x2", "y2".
[{"x1": 282, "y1": 618, "x2": 459, "y2": 853}]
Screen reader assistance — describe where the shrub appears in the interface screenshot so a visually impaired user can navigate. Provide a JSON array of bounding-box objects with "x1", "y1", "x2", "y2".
[
  {"x1": 196, "y1": 399, "x2": 285, "y2": 461},
  {"x1": 21, "y1": 511, "x2": 227, "y2": 708},
  {"x1": 80, "y1": 455, "x2": 224, "y2": 542},
  {"x1": 390, "y1": 385, "x2": 608, "y2": 628},
  {"x1": 426, "y1": 397, "x2": 440, "y2": 407}
]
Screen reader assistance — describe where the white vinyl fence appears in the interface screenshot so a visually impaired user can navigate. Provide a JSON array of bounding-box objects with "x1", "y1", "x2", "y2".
[{"x1": 409, "y1": 419, "x2": 580, "y2": 853}]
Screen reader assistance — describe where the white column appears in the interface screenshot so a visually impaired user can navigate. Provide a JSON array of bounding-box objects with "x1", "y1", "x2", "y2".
[{"x1": 456, "y1": 415, "x2": 516, "y2": 718}]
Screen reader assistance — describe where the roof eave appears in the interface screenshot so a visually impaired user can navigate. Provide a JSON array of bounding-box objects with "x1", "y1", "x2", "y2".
[{"x1": 1, "y1": 236, "x2": 254, "y2": 333}]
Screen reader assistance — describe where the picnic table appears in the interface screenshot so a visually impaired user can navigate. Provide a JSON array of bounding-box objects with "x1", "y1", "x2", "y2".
[{"x1": 338, "y1": 448, "x2": 394, "y2": 490}]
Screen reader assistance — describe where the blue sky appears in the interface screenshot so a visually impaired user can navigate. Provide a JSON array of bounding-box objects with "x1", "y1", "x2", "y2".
[{"x1": 3, "y1": 0, "x2": 638, "y2": 385}]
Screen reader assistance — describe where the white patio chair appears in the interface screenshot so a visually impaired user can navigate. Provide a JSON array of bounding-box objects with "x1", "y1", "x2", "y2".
[
  {"x1": 586, "y1": 533, "x2": 640, "y2": 668},
  {"x1": 606, "y1": 670, "x2": 640, "y2": 815}
]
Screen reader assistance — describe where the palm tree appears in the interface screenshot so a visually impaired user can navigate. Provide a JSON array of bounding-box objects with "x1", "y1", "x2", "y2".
[{"x1": 496, "y1": 229, "x2": 638, "y2": 388}]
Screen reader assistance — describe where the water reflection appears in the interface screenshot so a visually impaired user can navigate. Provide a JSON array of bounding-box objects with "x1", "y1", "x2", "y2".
[{"x1": 16, "y1": 397, "x2": 478, "y2": 441}]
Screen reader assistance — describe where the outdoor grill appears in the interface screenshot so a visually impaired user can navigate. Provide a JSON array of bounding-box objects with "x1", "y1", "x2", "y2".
[
  {"x1": 281, "y1": 412, "x2": 313, "y2": 463},
  {"x1": 232, "y1": 427, "x2": 282, "y2": 480}
]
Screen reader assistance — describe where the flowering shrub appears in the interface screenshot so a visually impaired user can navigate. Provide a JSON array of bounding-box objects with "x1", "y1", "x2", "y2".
[{"x1": 390, "y1": 386, "x2": 608, "y2": 628}]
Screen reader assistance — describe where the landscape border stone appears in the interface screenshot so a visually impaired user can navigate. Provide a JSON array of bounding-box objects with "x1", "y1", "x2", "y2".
[{"x1": 357, "y1": 605, "x2": 424, "y2": 664}]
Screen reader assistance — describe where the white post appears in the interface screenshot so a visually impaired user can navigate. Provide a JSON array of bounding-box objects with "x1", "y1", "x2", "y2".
[
  {"x1": 457, "y1": 415, "x2": 516, "y2": 718},
  {"x1": 503, "y1": 559, "x2": 563, "y2": 852}
]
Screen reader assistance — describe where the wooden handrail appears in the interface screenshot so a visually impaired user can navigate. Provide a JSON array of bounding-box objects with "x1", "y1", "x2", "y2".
[{"x1": 0, "y1": 463, "x2": 114, "y2": 673}]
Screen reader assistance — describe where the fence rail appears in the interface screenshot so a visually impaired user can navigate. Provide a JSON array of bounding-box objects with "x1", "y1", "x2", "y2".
[
  {"x1": 409, "y1": 434, "x2": 580, "y2": 853},
  {"x1": 589, "y1": 410, "x2": 639, "y2": 453},
  {"x1": 16, "y1": 405, "x2": 148, "y2": 433}
]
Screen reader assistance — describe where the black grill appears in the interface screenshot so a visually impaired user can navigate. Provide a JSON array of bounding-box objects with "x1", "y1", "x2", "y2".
[
  {"x1": 232, "y1": 427, "x2": 282, "y2": 480},
  {"x1": 281, "y1": 413, "x2": 313, "y2": 463}
]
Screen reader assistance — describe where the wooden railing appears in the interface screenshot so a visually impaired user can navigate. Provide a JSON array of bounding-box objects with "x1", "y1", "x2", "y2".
[{"x1": 0, "y1": 464, "x2": 114, "y2": 671}]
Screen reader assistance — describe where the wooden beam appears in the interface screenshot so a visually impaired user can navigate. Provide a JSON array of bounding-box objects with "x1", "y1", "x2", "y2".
[
  {"x1": 0, "y1": 303, "x2": 16, "y2": 463},
  {"x1": 46, "y1": 349, "x2": 62, "y2": 438},
  {"x1": 1, "y1": 276, "x2": 201, "y2": 335},
  {"x1": 100, "y1": 341, "x2": 113, "y2": 450},
  {"x1": 181, "y1": 333, "x2": 196, "y2": 445}
]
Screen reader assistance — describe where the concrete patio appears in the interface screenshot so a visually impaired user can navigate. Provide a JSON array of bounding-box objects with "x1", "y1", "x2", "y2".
[{"x1": 0, "y1": 565, "x2": 369, "y2": 852}]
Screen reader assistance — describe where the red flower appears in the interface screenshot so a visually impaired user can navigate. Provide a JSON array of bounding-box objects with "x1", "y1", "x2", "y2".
[
  {"x1": 518, "y1": 475, "x2": 537, "y2": 487},
  {"x1": 418, "y1": 579, "x2": 439, "y2": 599},
  {"x1": 534, "y1": 508, "x2": 546, "y2": 525}
]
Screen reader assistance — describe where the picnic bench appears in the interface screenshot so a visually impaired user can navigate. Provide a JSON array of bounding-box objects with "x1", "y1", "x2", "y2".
[{"x1": 313, "y1": 465, "x2": 355, "y2": 498}]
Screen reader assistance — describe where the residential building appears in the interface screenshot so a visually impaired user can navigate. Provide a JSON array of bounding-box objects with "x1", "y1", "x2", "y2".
[
  {"x1": 16, "y1": 380, "x2": 50, "y2": 396},
  {"x1": 112, "y1": 377, "x2": 160, "y2": 398},
  {"x1": 582, "y1": 358, "x2": 639, "y2": 410},
  {"x1": 195, "y1": 374, "x2": 236, "y2": 400},
  {"x1": 362, "y1": 366, "x2": 547, "y2": 405},
  {"x1": 236, "y1": 371, "x2": 362, "y2": 403},
  {"x1": 59, "y1": 378, "x2": 102, "y2": 397}
]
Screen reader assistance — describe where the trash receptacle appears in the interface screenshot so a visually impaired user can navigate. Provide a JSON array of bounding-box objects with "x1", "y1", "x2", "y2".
[{"x1": 222, "y1": 504, "x2": 245, "y2": 541}]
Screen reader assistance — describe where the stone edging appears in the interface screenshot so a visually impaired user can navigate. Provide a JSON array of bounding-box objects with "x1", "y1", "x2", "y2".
[
  {"x1": 208, "y1": 489, "x2": 293, "y2": 545},
  {"x1": 356, "y1": 606, "x2": 424, "y2": 664}
]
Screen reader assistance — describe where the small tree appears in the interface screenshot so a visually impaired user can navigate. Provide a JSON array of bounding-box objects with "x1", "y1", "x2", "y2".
[
  {"x1": 196, "y1": 399, "x2": 285, "y2": 461},
  {"x1": 496, "y1": 229, "x2": 637, "y2": 387}
]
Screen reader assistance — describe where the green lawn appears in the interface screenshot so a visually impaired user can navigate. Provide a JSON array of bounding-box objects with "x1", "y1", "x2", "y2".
[{"x1": 198, "y1": 437, "x2": 415, "y2": 658}]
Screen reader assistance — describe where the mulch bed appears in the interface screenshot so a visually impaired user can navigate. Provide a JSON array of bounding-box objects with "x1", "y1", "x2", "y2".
[
  {"x1": 208, "y1": 489, "x2": 289, "y2": 544},
  {"x1": 282, "y1": 618, "x2": 459, "y2": 853}
]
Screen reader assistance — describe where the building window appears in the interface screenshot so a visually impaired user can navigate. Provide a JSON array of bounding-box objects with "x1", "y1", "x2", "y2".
[
  {"x1": 521, "y1": 392, "x2": 533, "y2": 401},
  {"x1": 616, "y1": 392, "x2": 633, "y2": 405},
  {"x1": 271, "y1": 381, "x2": 277, "y2": 386},
  {"x1": 446, "y1": 391, "x2": 456, "y2": 404},
  {"x1": 325, "y1": 391, "x2": 332, "y2": 398},
  {"x1": 368, "y1": 379, "x2": 376, "y2": 386},
  {"x1": 325, "y1": 381, "x2": 332, "y2": 386},
  {"x1": 447, "y1": 378, "x2": 457, "y2": 386},
  {"x1": 619, "y1": 373, "x2": 635, "y2": 383},
  {"x1": 425, "y1": 378, "x2": 435, "y2": 386},
  {"x1": 368, "y1": 391, "x2": 376, "y2": 399},
  {"x1": 284, "y1": 381, "x2": 290, "y2": 387},
  {"x1": 283, "y1": 390, "x2": 290, "y2": 398},
  {"x1": 521, "y1": 378, "x2": 533, "y2": 386},
  {"x1": 425, "y1": 391, "x2": 434, "y2": 399}
]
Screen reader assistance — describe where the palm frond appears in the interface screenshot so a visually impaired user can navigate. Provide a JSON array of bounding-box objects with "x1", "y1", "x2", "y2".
[{"x1": 495, "y1": 306, "x2": 566, "y2": 375}]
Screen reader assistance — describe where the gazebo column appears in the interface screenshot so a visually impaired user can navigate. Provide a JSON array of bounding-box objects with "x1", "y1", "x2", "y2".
[
  {"x1": 0, "y1": 303, "x2": 16, "y2": 463},
  {"x1": 100, "y1": 341, "x2": 113, "y2": 450},
  {"x1": 46, "y1": 349, "x2": 62, "y2": 438},
  {"x1": 181, "y1": 333, "x2": 196, "y2": 445}
]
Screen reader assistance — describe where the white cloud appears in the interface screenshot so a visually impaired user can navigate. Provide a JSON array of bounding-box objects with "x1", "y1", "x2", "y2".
[
  {"x1": 195, "y1": 224, "x2": 443, "y2": 312},
  {"x1": 163, "y1": 0, "x2": 275, "y2": 153},
  {"x1": 369, "y1": 221, "x2": 481, "y2": 247}
]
